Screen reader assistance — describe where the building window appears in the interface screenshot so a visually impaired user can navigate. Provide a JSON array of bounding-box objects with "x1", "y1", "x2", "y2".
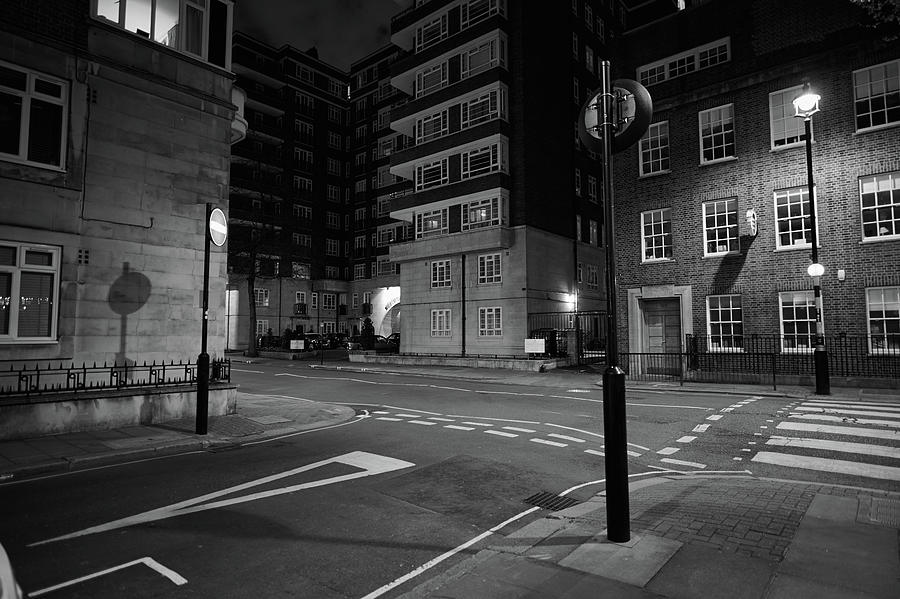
[
  {"x1": 641, "y1": 208, "x2": 673, "y2": 262},
  {"x1": 707, "y1": 295, "x2": 743, "y2": 350},
  {"x1": 295, "y1": 291, "x2": 307, "y2": 305},
  {"x1": 479, "y1": 307, "x2": 502, "y2": 336},
  {"x1": 637, "y1": 38, "x2": 729, "y2": 86},
  {"x1": 584, "y1": 4, "x2": 593, "y2": 30},
  {"x1": 415, "y1": 63, "x2": 448, "y2": 98},
  {"x1": 853, "y1": 60, "x2": 900, "y2": 132},
  {"x1": 461, "y1": 143, "x2": 504, "y2": 179},
  {"x1": 573, "y1": 77, "x2": 580, "y2": 101},
  {"x1": 461, "y1": 88, "x2": 506, "y2": 129},
  {"x1": 0, "y1": 241, "x2": 60, "y2": 340},
  {"x1": 586, "y1": 265, "x2": 599, "y2": 289},
  {"x1": 431, "y1": 309, "x2": 452, "y2": 336},
  {"x1": 328, "y1": 131, "x2": 342, "y2": 149},
  {"x1": 415, "y1": 158, "x2": 448, "y2": 190},
  {"x1": 415, "y1": 109, "x2": 448, "y2": 144},
  {"x1": 775, "y1": 186, "x2": 816, "y2": 249},
  {"x1": 328, "y1": 105, "x2": 342, "y2": 123},
  {"x1": 769, "y1": 86, "x2": 807, "y2": 148},
  {"x1": 699, "y1": 104, "x2": 735, "y2": 163},
  {"x1": 867, "y1": 287, "x2": 900, "y2": 353},
  {"x1": 255, "y1": 320, "x2": 269, "y2": 336},
  {"x1": 589, "y1": 219, "x2": 599, "y2": 245},
  {"x1": 416, "y1": 208, "x2": 449, "y2": 238},
  {"x1": 354, "y1": 264, "x2": 366, "y2": 280},
  {"x1": 462, "y1": 38, "x2": 505, "y2": 79},
  {"x1": 585, "y1": 46, "x2": 594, "y2": 74},
  {"x1": 462, "y1": 197, "x2": 501, "y2": 230},
  {"x1": 478, "y1": 253, "x2": 502, "y2": 284},
  {"x1": 461, "y1": 0, "x2": 503, "y2": 28},
  {"x1": 780, "y1": 291, "x2": 817, "y2": 352},
  {"x1": 703, "y1": 198, "x2": 739, "y2": 255},
  {"x1": 587, "y1": 175, "x2": 597, "y2": 202},
  {"x1": 323, "y1": 293, "x2": 336, "y2": 310},
  {"x1": 327, "y1": 158, "x2": 342, "y2": 175},
  {"x1": 311, "y1": 292, "x2": 318, "y2": 310},
  {"x1": 575, "y1": 214, "x2": 582, "y2": 242},
  {"x1": 254, "y1": 288, "x2": 269, "y2": 307},
  {"x1": 92, "y1": 0, "x2": 231, "y2": 66},
  {"x1": 431, "y1": 259, "x2": 451, "y2": 288},
  {"x1": 325, "y1": 239, "x2": 339, "y2": 256},
  {"x1": 639, "y1": 122, "x2": 670, "y2": 176},
  {"x1": 0, "y1": 61, "x2": 68, "y2": 169},
  {"x1": 860, "y1": 171, "x2": 900, "y2": 240},
  {"x1": 573, "y1": 32, "x2": 579, "y2": 60},
  {"x1": 416, "y1": 14, "x2": 448, "y2": 51},
  {"x1": 326, "y1": 211, "x2": 340, "y2": 229}
]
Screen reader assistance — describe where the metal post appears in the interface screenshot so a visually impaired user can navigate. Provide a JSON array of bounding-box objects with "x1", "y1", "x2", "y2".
[
  {"x1": 196, "y1": 203, "x2": 211, "y2": 435},
  {"x1": 599, "y1": 60, "x2": 630, "y2": 542},
  {"x1": 803, "y1": 118, "x2": 830, "y2": 395}
]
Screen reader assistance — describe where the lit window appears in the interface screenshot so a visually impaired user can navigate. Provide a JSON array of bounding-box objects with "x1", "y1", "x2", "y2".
[
  {"x1": 417, "y1": 208, "x2": 448, "y2": 238},
  {"x1": 641, "y1": 208, "x2": 673, "y2": 262},
  {"x1": 703, "y1": 198, "x2": 739, "y2": 255},
  {"x1": 0, "y1": 241, "x2": 60, "y2": 341},
  {"x1": 254, "y1": 288, "x2": 269, "y2": 307},
  {"x1": 780, "y1": 291, "x2": 817, "y2": 352},
  {"x1": 707, "y1": 295, "x2": 743, "y2": 351},
  {"x1": 0, "y1": 61, "x2": 68, "y2": 169},
  {"x1": 585, "y1": 46, "x2": 594, "y2": 74},
  {"x1": 639, "y1": 122, "x2": 670, "y2": 176},
  {"x1": 589, "y1": 219, "x2": 598, "y2": 245},
  {"x1": 859, "y1": 172, "x2": 900, "y2": 240},
  {"x1": 699, "y1": 104, "x2": 735, "y2": 163},
  {"x1": 479, "y1": 307, "x2": 502, "y2": 336},
  {"x1": 431, "y1": 259, "x2": 451, "y2": 288},
  {"x1": 853, "y1": 60, "x2": 900, "y2": 131},
  {"x1": 769, "y1": 86, "x2": 807, "y2": 149},
  {"x1": 354, "y1": 264, "x2": 366, "y2": 280},
  {"x1": 866, "y1": 287, "x2": 900, "y2": 353},
  {"x1": 255, "y1": 320, "x2": 269, "y2": 336},
  {"x1": 478, "y1": 253, "x2": 501, "y2": 284},
  {"x1": 774, "y1": 187, "x2": 816, "y2": 249},
  {"x1": 462, "y1": 197, "x2": 501, "y2": 230},
  {"x1": 431, "y1": 309, "x2": 452, "y2": 336}
]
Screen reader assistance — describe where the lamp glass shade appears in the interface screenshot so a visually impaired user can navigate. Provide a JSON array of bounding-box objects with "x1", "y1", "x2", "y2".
[
  {"x1": 793, "y1": 92, "x2": 821, "y2": 118},
  {"x1": 808, "y1": 263, "x2": 825, "y2": 278}
]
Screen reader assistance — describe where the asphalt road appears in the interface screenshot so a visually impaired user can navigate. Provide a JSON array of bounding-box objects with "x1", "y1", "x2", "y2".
[{"x1": 2, "y1": 360, "x2": 896, "y2": 598}]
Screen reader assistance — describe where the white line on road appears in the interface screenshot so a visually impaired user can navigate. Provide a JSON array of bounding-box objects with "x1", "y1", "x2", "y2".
[
  {"x1": 776, "y1": 421, "x2": 900, "y2": 440},
  {"x1": 676, "y1": 436, "x2": 697, "y2": 443},
  {"x1": 721, "y1": 407, "x2": 734, "y2": 412},
  {"x1": 794, "y1": 406, "x2": 900, "y2": 418},
  {"x1": 372, "y1": 411, "x2": 390, "y2": 415},
  {"x1": 803, "y1": 400, "x2": 900, "y2": 409},
  {"x1": 408, "y1": 420, "x2": 437, "y2": 426},
  {"x1": 444, "y1": 425, "x2": 476, "y2": 431},
  {"x1": 396, "y1": 413, "x2": 427, "y2": 418},
  {"x1": 30, "y1": 557, "x2": 187, "y2": 597},
  {"x1": 660, "y1": 458, "x2": 707, "y2": 469},
  {"x1": 584, "y1": 449, "x2": 606, "y2": 457},
  {"x1": 789, "y1": 414, "x2": 900, "y2": 428},
  {"x1": 530, "y1": 438, "x2": 568, "y2": 447},
  {"x1": 751, "y1": 451, "x2": 900, "y2": 481},
  {"x1": 547, "y1": 433, "x2": 586, "y2": 443},
  {"x1": 765, "y1": 436, "x2": 900, "y2": 459},
  {"x1": 657, "y1": 447, "x2": 680, "y2": 455},
  {"x1": 627, "y1": 450, "x2": 642, "y2": 457},
  {"x1": 429, "y1": 385, "x2": 471, "y2": 392},
  {"x1": 693, "y1": 424, "x2": 710, "y2": 433},
  {"x1": 706, "y1": 415, "x2": 723, "y2": 421},
  {"x1": 427, "y1": 417, "x2": 455, "y2": 422},
  {"x1": 375, "y1": 417, "x2": 403, "y2": 422},
  {"x1": 502, "y1": 426, "x2": 537, "y2": 433},
  {"x1": 230, "y1": 368, "x2": 266, "y2": 374},
  {"x1": 463, "y1": 421, "x2": 493, "y2": 427},
  {"x1": 485, "y1": 430, "x2": 518, "y2": 438}
]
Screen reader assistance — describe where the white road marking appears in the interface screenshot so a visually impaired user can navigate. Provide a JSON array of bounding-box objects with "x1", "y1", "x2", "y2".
[
  {"x1": 733, "y1": 457, "x2": 743, "y2": 461},
  {"x1": 657, "y1": 447, "x2": 680, "y2": 455},
  {"x1": 376, "y1": 417, "x2": 403, "y2": 422},
  {"x1": 30, "y1": 452, "x2": 415, "y2": 546},
  {"x1": 230, "y1": 368, "x2": 266, "y2": 374},
  {"x1": 430, "y1": 385, "x2": 471, "y2": 392},
  {"x1": 741, "y1": 448, "x2": 752, "y2": 452},
  {"x1": 485, "y1": 430, "x2": 518, "y2": 438},
  {"x1": 547, "y1": 433, "x2": 586, "y2": 443},
  {"x1": 776, "y1": 421, "x2": 900, "y2": 440},
  {"x1": 676, "y1": 436, "x2": 696, "y2": 443},
  {"x1": 804, "y1": 400, "x2": 900, "y2": 409},
  {"x1": 447, "y1": 415, "x2": 541, "y2": 425},
  {"x1": 706, "y1": 415, "x2": 723, "y2": 421},
  {"x1": 794, "y1": 406, "x2": 900, "y2": 418},
  {"x1": 789, "y1": 414, "x2": 900, "y2": 428},
  {"x1": 427, "y1": 417, "x2": 455, "y2": 422},
  {"x1": 396, "y1": 413, "x2": 426, "y2": 418},
  {"x1": 30, "y1": 558, "x2": 187, "y2": 597},
  {"x1": 765, "y1": 436, "x2": 900, "y2": 459},
  {"x1": 566, "y1": 389, "x2": 593, "y2": 393},
  {"x1": 693, "y1": 424, "x2": 710, "y2": 433},
  {"x1": 721, "y1": 407, "x2": 734, "y2": 412},
  {"x1": 627, "y1": 450, "x2": 642, "y2": 457},
  {"x1": 531, "y1": 438, "x2": 568, "y2": 447},
  {"x1": 372, "y1": 411, "x2": 390, "y2": 414},
  {"x1": 408, "y1": 420, "x2": 437, "y2": 426},
  {"x1": 660, "y1": 458, "x2": 706, "y2": 469},
  {"x1": 751, "y1": 452, "x2": 900, "y2": 481},
  {"x1": 444, "y1": 425, "x2": 476, "y2": 431},
  {"x1": 584, "y1": 449, "x2": 606, "y2": 457},
  {"x1": 463, "y1": 421, "x2": 493, "y2": 427},
  {"x1": 503, "y1": 426, "x2": 537, "y2": 433},
  {"x1": 625, "y1": 403, "x2": 710, "y2": 411}
]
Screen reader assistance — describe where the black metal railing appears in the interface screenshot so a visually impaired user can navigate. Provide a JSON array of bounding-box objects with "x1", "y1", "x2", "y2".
[
  {"x1": 527, "y1": 311, "x2": 607, "y2": 365},
  {"x1": 0, "y1": 359, "x2": 231, "y2": 398}
]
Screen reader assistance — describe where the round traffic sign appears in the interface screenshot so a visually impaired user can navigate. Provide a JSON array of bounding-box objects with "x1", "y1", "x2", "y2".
[
  {"x1": 209, "y1": 207, "x2": 228, "y2": 247},
  {"x1": 578, "y1": 78, "x2": 653, "y2": 154}
]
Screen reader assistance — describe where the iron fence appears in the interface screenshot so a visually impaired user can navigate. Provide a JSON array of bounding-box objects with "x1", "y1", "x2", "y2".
[
  {"x1": 527, "y1": 311, "x2": 607, "y2": 365},
  {"x1": 0, "y1": 359, "x2": 231, "y2": 398}
]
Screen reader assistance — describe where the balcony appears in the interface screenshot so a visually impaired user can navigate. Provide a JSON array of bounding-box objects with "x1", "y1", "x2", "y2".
[
  {"x1": 390, "y1": 225, "x2": 513, "y2": 262},
  {"x1": 231, "y1": 86, "x2": 248, "y2": 144}
]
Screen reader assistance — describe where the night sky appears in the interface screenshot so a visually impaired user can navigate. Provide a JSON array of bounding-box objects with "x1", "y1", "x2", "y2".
[{"x1": 234, "y1": 0, "x2": 401, "y2": 72}]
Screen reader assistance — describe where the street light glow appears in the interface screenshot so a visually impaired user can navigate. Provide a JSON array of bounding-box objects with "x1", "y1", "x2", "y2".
[
  {"x1": 808, "y1": 263, "x2": 825, "y2": 278},
  {"x1": 793, "y1": 83, "x2": 821, "y2": 119}
]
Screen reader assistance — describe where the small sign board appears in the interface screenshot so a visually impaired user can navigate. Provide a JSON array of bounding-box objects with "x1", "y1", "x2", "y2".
[
  {"x1": 525, "y1": 338, "x2": 545, "y2": 354},
  {"x1": 209, "y1": 207, "x2": 228, "y2": 247},
  {"x1": 290, "y1": 340, "x2": 304, "y2": 350}
]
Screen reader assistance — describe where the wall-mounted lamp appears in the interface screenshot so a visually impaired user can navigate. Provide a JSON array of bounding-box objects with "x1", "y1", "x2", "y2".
[{"x1": 837, "y1": 269, "x2": 846, "y2": 282}]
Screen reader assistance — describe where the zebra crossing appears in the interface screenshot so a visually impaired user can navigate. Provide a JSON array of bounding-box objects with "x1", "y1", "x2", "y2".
[{"x1": 751, "y1": 398, "x2": 900, "y2": 483}]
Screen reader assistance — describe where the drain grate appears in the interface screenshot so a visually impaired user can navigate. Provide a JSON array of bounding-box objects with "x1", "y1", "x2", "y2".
[
  {"x1": 869, "y1": 497, "x2": 900, "y2": 527},
  {"x1": 523, "y1": 491, "x2": 581, "y2": 511}
]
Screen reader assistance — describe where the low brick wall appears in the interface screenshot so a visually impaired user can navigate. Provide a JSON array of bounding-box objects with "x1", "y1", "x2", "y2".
[
  {"x1": 0, "y1": 384, "x2": 237, "y2": 440},
  {"x1": 348, "y1": 352, "x2": 564, "y2": 372}
]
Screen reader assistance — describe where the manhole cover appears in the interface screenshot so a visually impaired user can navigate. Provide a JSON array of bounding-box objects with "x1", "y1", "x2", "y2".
[
  {"x1": 869, "y1": 497, "x2": 900, "y2": 527},
  {"x1": 523, "y1": 491, "x2": 581, "y2": 511}
]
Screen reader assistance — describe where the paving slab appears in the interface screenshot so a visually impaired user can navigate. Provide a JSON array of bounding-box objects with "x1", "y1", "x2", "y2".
[
  {"x1": 558, "y1": 532, "x2": 681, "y2": 587},
  {"x1": 646, "y1": 542, "x2": 775, "y2": 599}
]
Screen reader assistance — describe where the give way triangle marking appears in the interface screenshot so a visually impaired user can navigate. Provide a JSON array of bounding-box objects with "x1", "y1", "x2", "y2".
[{"x1": 30, "y1": 451, "x2": 414, "y2": 547}]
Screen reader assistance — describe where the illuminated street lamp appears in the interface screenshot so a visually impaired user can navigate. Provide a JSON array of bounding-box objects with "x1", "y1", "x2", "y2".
[{"x1": 793, "y1": 83, "x2": 830, "y2": 395}]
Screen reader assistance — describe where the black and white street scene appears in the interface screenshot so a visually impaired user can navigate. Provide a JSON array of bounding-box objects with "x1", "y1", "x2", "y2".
[{"x1": 1, "y1": 1, "x2": 899, "y2": 598}]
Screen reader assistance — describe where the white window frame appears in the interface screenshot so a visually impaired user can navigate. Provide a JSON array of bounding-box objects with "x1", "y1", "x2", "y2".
[
  {"x1": 415, "y1": 158, "x2": 449, "y2": 190},
  {"x1": 774, "y1": 186, "x2": 818, "y2": 250},
  {"x1": 255, "y1": 320, "x2": 269, "y2": 336},
  {"x1": 461, "y1": 87, "x2": 506, "y2": 129},
  {"x1": 416, "y1": 13, "x2": 448, "y2": 52},
  {"x1": 702, "y1": 198, "x2": 739, "y2": 256},
  {"x1": 431, "y1": 308, "x2": 452, "y2": 337},
  {"x1": 311, "y1": 292, "x2": 318, "y2": 310},
  {"x1": 641, "y1": 208, "x2": 673, "y2": 262},
  {"x1": 325, "y1": 238, "x2": 339, "y2": 256},
  {"x1": 322, "y1": 293, "x2": 337, "y2": 311},
  {"x1": 639, "y1": 121, "x2": 670, "y2": 176},
  {"x1": 586, "y1": 265, "x2": 599, "y2": 290},
  {"x1": 0, "y1": 61, "x2": 69, "y2": 170},
  {"x1": 478, "y1": 253, "x2": 502, "y2": 284},
  {"x1": 637, "y1": 37, "x2": 730, "y2": 86},
  {"x1": 779, "y1": 291, "x2": 818, "y2": 353},
  {"x1": 0, "y1": 241, "x2": 61, "y2": 342},
  {"x1": 415, "y1": 63, "x2": 448, "y2": 98},
  {"x1": 699, "y1": 104, "x2": 736, "y2": 164},
  {"x1": 416, "y1": 109, "x2": 448, "y2": 144},
  {"x1": 417, "y1": 208, "x2": 449, "y2": 239},
  {"x1": 769, "y1": 86, "x2": 807, "y2": 149},
  {"x1": 859, "y1": 171, "x2": 900, "y2": 241},
  {"x1": 354, "y1": 264, "x2": 366, "y2": 280},
  {"x1": 431, "y1": 259, "x2": 452, "y2": 288},
  {"x1": 461, "y1": 0, "x2": 503, "y2": 29},
  {"x1": 461, "y1": 143, "x2": 504, "y2": 179},
  {"x1": 866, "y1": 286, "x2": 900, "y2": 354},
  {"x1": 462, "y1": 37, "x2": 505, "y2": 79},
  {"x1": 587, "y1": 175, "x2": 597, "y2": 202},
  {"x1": 853, "y1": 60, "x2": 900, "y2": 133},
  {"x1": 462, "y1": 197, "x2": 502, "y2": 230},
  {"x1": 254, "y1": 287, "x2": 269, "y2": 307},
  {"x1": 478, "y1": 306, "x2": 502, "y2": 336},
  {"x1": 706, "y1": 295, "x2": 744, "y2": 351}
]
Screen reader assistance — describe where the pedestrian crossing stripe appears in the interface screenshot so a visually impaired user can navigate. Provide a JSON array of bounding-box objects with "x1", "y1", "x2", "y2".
[
  {"x1": 776, "y1": 421, "x2": 899, "y2": 441},
  {"x1": 751, "y1": 452, "x2": 900, "y2": 482},
  {"x1": 765, "y1": 436, "x2": 900, "y2": 459}
]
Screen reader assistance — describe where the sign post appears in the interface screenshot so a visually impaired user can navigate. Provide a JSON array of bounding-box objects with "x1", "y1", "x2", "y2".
[
  {"x1": 578, "y1": 62, "x2": 652, "y2": 542},
  {"x1": 197, "y1": 205, "x2": 227, "y2": 435}
]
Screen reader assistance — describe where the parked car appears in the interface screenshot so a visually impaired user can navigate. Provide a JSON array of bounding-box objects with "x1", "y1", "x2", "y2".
[
  {"x1": 386, "y1": 332, "x2": 400, "y2": 347},
  {"x1": 374, "y1": 335, "x2": 399, "y2": 353},
  {"x1": 0, "y1": 541, "x2": 23, "y2": 599},
  {"x1": 304, "y1": 333, "x2": 324, "y2": 350},
  {"x1": 344, "y1": 335, "x2": 364, "y2": 350},
  {"x1": 324, "y1": 332, "x2": 348, "y2": 349}
]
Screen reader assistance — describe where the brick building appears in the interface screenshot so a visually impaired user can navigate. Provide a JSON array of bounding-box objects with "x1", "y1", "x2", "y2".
[
  {"x1": 611, "y1": 0, "x2": 900, "y2": 375},
  {"x1": 0, "y1": 0, "x2": 240, "y2": 368}
]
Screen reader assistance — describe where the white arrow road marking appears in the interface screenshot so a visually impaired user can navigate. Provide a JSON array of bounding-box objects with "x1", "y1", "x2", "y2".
[
  {"x1": 29, "y1": 452, "x2": 414, "y2": 547},
  {"x1": 29, "y1": 557, "x2": 186, "y2": 597}
]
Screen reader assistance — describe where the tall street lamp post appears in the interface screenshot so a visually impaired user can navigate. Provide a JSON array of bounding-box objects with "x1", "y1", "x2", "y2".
[{"x1": 792, "y1": 83, "x2": 830, "y2": 395}]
